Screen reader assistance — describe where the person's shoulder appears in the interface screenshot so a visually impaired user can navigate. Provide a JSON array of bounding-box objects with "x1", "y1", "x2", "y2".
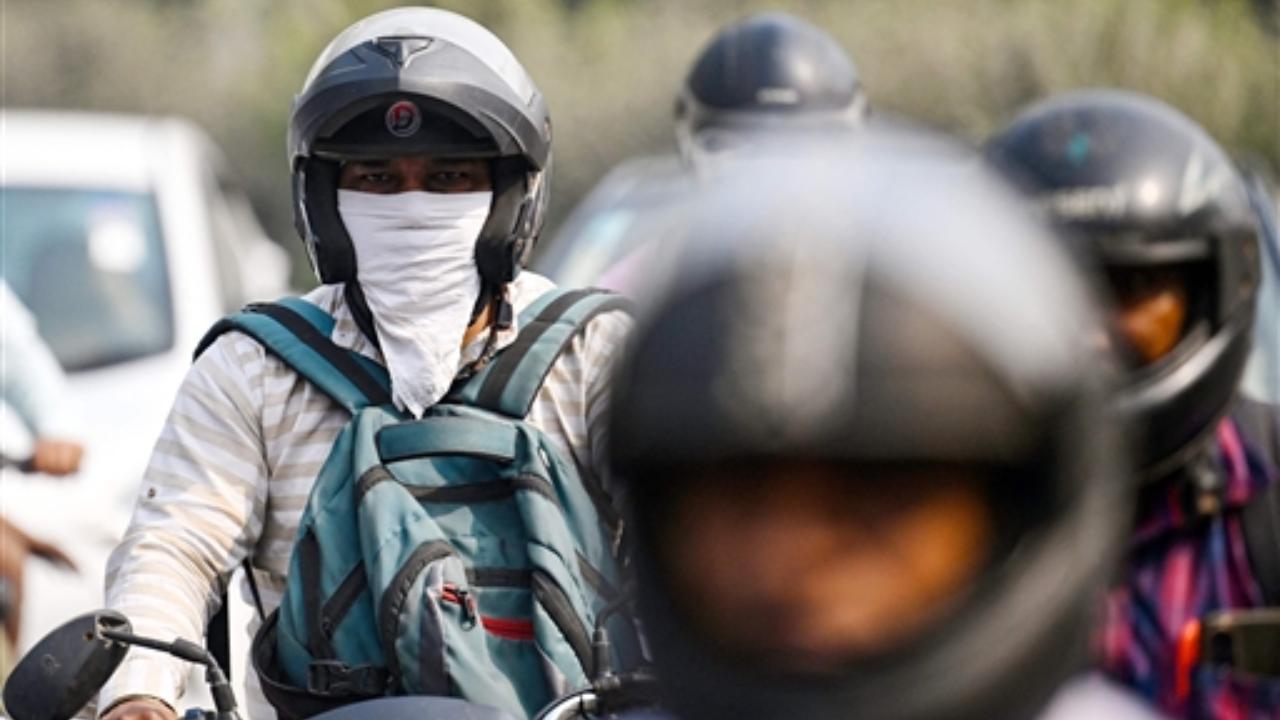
[
  {"x1": 196, "y1": 291, "x2": 344, "y2": 381},
  {"x1": 1231, "y1": 394, "x2": 1280, "y2": 469},
  {"x1": 192, "y1": 328, "x2": 269, "y2": 383},
  {"x1": 298, "y1": 284, "x2": 344, "y2": 313},
  {"x1": 513, "y1": 271, "x2": 634, "y2": 344},
  {"x1": 582, "y1": 304, "x2": 633, "y2": 348},
  {"x1": 511, "y1": 270, "x2": 556, "y2": 306},
  {"x1": 215, "y1": 284, "x2": 349, "y2": 352}
]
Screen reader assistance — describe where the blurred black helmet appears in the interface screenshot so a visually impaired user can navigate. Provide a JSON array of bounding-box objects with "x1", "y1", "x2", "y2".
[
  {"x1": 609, "y1": 131, "x2": 1129, "y2": 720},
  {"x1": 985, "y1": 89, "x2": 1261, "y2": 481},
  {"x1": 674, "y1": 13, "x2": 868, "y2": 163},
  {"x1": 288, "y1": 7, "x2": 552, "y2": 287}
]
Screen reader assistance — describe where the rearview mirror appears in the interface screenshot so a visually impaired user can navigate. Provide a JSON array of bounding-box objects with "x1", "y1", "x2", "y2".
[{"x1": 3, "y1": 610, "x2": 131, "y2": 720}]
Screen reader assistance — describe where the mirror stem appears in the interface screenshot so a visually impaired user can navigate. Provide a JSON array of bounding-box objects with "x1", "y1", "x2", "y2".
[{"x1": 99, "y1": 628, "x2": 241, "y2": 720}]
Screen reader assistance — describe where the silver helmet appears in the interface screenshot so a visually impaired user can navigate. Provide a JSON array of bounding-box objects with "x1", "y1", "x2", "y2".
[{"x1": 288, "y1": 7, "x2": 552, "y2": 288}]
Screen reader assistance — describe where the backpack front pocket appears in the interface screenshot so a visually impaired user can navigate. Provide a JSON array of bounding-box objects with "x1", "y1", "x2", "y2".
[
  {"x1": 378, "y1": 534, "x2": 556, "y2": 719},
  {"x1": 442, "y1": 580, "x2": 553, "y2": 717},
  {"x1": 377, "y1": 541, "x2": 458, "y2": 697}
]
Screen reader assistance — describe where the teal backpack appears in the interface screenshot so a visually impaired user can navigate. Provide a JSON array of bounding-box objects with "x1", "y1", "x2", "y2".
[{"x1": 196, "y1": 288, "x2": 637, "y2": 720}]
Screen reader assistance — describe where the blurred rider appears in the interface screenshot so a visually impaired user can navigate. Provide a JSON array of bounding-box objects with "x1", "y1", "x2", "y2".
[
  {"x1": 986, "y1": 89, "x2": 1280, "y2": 718},
  {"x1": 674, "y1": 11, "x2": 869, "y2": 168},
  {"x1": 585, "y1": 11, "x2": 870, "y2": 294},
  {"x1": 606, "y1": 130, "x2": 1156, "y2": 719},
  {"x1": 670, "y1": 12, "x2": 870, "y2": 174},
  {"x1": 1, "y1": 280, "x2": 84, "y2": 476},
  {"x1": 0, "y1": 280, "x2": 81, "y2": 684}
]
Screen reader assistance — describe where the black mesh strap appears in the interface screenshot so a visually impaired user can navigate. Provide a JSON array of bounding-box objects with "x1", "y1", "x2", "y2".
[
  {"x1": 244, "y1": 557, "x2": 266, "y2": 620},
  {"x1": 253, "y1": 612, "x2": 383, "y2": 720},
  {"x1": 472, "y1": 289, "x2": 632, "y2": 418},
  {"x1": 247, "y1": 303, "x2": 392, "y2": 407},
  {"x1": 473, "y1": 289, "x2": 593, "y2": 412},
  {"x1": 207, "y1": 598, "x2": 232, "y2": 680},
  {"x1": 307, "y1": 660, "x2": 390, "y2": 697},
  {"x1": 297, "y1": 531, "x2": 334, "y2": 659},
  {"x1": 207, "y1": 557, "x2": 265, "y2": 681}
]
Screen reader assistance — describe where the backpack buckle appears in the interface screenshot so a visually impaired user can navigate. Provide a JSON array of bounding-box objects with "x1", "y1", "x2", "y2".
[{"x1": 307, "y1": 660, "x2": 390, "y2": 696}]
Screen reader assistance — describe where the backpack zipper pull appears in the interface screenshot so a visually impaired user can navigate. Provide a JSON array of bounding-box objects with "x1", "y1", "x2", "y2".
[
  {"x1": 460, "y1": 588, "x2": 478, "y2": 629},
  {"x1": 444, "y1": 583, "x2": 479, "y2": 629}
]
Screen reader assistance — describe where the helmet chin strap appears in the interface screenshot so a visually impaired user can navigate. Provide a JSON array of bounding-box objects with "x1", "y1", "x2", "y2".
[
  {"x1": 477, "y1": 279, "x2": 515, "y2": 331},
  {"x1": 342, "y1": 281, "x2": 380, "y2": 350}
]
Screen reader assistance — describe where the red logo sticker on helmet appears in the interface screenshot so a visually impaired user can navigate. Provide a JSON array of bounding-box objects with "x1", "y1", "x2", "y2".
[{"x1": 385, "y1": 100, "x2": 422, "y2": 138}]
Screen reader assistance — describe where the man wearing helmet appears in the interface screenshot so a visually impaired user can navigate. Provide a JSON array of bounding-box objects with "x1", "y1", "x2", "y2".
[
  {"x1": 605, "y1": 132, "x2": 1155, "y2": 720},
  {"x1": 545, "y1": 11, "x2": 868, "y2": 296},
  {"x1": 674, "y1": 12, "x2": 868, "y2": 167},
  {"x1": 986, "y1": 89, "x2": 1280, "y2": 717},
  {"x1": 97, "y1": 8, "x2": 629, "y2": 720}
]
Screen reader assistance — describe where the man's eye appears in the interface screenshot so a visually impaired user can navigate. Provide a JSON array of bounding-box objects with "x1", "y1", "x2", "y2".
[
  {"x1": 362, "y1": 172, "x2": 396, "y2": 184},
  {"x1": 432, "y1": 171, "x2": 468, "y2": 184}
]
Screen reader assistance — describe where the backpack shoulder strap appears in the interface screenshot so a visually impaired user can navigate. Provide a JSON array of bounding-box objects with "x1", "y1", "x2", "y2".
[
  {"x1": 194, "y1": 297, "x2": 392, "y2": 413},
  {"x1": 452, "y1": 288, "x2": 632, "y2": 419},
  {"x1": 1234, "y1": 396, "x2": 1280, "y2": 604}
]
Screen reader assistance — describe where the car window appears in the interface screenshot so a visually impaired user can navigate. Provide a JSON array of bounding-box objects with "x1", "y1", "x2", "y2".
[{"x1": 1, "y1": 187, "x2": 174, "y2": 371}]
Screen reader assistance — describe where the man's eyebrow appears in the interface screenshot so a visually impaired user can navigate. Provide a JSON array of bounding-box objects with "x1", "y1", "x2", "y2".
[{"x1": 346, "y1": 159, "x2": 391, "y2": 168}]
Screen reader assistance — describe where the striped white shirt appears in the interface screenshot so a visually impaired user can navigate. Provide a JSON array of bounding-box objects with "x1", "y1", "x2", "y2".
[{"x1": 98, "y1": 272, "x2": 630, "y2": 718}]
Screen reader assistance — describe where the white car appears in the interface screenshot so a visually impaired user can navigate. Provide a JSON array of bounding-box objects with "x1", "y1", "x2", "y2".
[{"x1": 0, "y1": 110, "x2": 291, "y2": 658}]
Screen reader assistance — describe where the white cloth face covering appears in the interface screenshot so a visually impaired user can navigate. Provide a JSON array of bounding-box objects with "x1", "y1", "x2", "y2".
[{"x1": 338, "y1": 189, "x2": 492, "y2": 417}]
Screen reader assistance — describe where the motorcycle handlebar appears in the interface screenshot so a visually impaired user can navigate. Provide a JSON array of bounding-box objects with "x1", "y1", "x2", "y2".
[{"x1": 535, "y1": 671, "x2": 660, "y2": 720}]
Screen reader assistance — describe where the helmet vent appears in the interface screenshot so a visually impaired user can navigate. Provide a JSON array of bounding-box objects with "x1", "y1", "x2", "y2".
[
  {"x1": 756, "y1": 87, "x2": 801, "y2": 106},
  {"x1": 372, "y1": 36, "x2": 434, "y2": 67}
]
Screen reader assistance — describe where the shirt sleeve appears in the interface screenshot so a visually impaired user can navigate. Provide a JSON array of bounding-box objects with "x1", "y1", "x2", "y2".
[
  {"x1": 97, "y1": 332, "x2": 270, "y2": 714},
  {"x1": 579, "y1": 309, "x2": 634, "y2": 502}
]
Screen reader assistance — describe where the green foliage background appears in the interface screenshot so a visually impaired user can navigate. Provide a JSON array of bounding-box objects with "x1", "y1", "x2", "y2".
[{"x1": 4, "y1": 0, "x2": 1277, "y2": 282}]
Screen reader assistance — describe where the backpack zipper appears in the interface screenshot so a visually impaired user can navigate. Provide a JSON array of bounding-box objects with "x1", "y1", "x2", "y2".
[
  {"x1": 378, "y1": 540, "x2": 455, "y2": 685},
  {"x1": 479, "y1": 615, "x2": 536, "y2": 642},
  {"x1": 440, "y1": 583, "x2": 478, "y2": 628},
  {"x1": 440, "y1": 581, "x2": 539, "y2": 642}
]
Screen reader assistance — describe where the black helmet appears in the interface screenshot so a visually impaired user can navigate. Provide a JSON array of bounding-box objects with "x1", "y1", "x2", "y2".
[
  {"x1": 674, "y1": 13, "x2": 868, "y2": 162},
  {"x1": 985, "y1": 89, "x2": 1261, "y2": 481},
  {"x1": 288, "y1": 7, "x2": 552, "y2": 287},
  {"x1": 609, "y1": 130, "x2": 1130, "y2": 720}
]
